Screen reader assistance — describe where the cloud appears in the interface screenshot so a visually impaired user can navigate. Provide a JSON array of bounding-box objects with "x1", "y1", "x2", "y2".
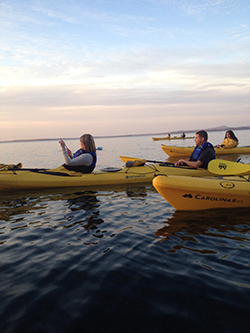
[{"x1": 0, "y1": 0, "x2": 249, "y2": 141}]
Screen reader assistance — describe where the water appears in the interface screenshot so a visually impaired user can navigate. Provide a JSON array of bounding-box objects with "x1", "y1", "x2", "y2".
[{"x1": 1, "y1": 130, "x2": 250, "y2": 332}]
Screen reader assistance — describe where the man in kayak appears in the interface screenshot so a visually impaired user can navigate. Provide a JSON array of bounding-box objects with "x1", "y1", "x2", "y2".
[
  {"x1": 174, "y1": 130, "x2": 215, "y2": 169},
  {"x1": 59, "y1": 134, "x2": 97, "y2": 173}
]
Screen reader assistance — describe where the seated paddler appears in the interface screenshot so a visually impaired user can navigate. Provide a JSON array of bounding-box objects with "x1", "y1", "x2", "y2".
[
  {"x1": 59, "y1": 134, "x2": 97, "y2": 173},
  {"x1": 174, "y1": 130, "x2": 215, "y2": 169},
  {"x1": 214, "y1": 130, "x2": 239, "y2": 149}
]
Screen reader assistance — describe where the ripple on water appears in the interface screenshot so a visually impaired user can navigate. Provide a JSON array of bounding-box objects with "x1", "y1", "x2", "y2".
[{"x1": 0, "y1": 187, "x2": 250, "y2": 332}]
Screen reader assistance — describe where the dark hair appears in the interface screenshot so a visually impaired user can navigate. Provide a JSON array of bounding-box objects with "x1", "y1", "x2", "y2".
[
  {"x1": 80, "y1": 134, "x2": 96, "y2": 152},
  {"x1": 196, "y1": 130, "x2": 208, "y2": 142},
  {"x1": 225, "y1": 130, "x2": 239, "y2": 142}
]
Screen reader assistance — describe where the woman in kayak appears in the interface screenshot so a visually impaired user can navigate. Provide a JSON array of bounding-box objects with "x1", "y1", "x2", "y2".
[
  {"x1": 215, "y1": 130, "x2": 239, "y2": 149},
  {"x1": 59, "y1": 134, "x2": 97, "y2": 173}
]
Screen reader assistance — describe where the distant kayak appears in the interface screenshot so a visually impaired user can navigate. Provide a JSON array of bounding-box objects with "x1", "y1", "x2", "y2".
[
  {"x1": 152, "y1": 136, "x2": 194, "y2": 141},
  {"x1": 161, "y1": 144, "x2": 250, "y2": 157},
  {"x1": 153, "y1": 174, "x2": 250, "y2": 211}
]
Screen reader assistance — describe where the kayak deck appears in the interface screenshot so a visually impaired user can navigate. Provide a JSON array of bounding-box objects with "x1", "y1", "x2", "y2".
[
  {"x1": 0, "y1": 163, "x2": 213, "y2": 191},
  {"x1": 161, "y1": 144, "x2": 250, "y2": 157}
]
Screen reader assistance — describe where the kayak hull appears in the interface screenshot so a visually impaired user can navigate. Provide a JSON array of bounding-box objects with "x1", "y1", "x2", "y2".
[
  {"x1": 152, "y1": 136, "x2": 194, "y2": 141},
  {"x1": 0, "y1": 164, "x2": 213, "y2": 191},
  {"x1": 153, "y1": 175, "x2": 250, "y2": 211},
  {"x1": 161, "y1": 144, "x2": 250, "y2": 157}
]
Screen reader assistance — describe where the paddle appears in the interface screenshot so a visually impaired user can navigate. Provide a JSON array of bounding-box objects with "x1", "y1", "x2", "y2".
[
  {"x1": 208, "y1": 159, "x2": 250, "y2": 176},
  {"x1": 120, "y1": 156, "x2": 164, "y2": 163},
  {"x1": 120, "y1": 156, "x2": 174, "y2": 166}
]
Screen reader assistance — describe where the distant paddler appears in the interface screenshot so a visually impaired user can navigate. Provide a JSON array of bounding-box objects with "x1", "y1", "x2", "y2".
[{"x1": 214, "y1": 130, "x2": 239, "y2": 149}]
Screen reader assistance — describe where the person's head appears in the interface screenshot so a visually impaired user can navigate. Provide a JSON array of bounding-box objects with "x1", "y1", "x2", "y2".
[
  {"x1": 195, "y1": 130, "x2": 208, "y2": 146},
  {"x1": 80, "y1": 134, "x2": 96, "y2": 152},
  {"x1": 225, "y1": 130, "x2": 238, "y2": 142}
]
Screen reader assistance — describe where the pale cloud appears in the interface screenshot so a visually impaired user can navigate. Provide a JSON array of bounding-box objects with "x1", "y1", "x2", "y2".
[
  {"x1": 1, "y1": 99, "x2": 249, "y2": 141},
  {"x1": 0, "y1": 0, "x2": 249, "y2": 141},
  {"x1": 147, "y1": 0, "x2": 249, "y2": 15}
]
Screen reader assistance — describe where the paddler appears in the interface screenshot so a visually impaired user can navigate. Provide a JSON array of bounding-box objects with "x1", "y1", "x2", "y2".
[
  {"x1": 59, "y1": 134, "x2": 97, "y2": 173},
  {"x1": 174, "y1": 130, "x2": 215, "y2": 169},
  {"x1": 214, "y1": 130, "x2": 239, "y2": 149}
]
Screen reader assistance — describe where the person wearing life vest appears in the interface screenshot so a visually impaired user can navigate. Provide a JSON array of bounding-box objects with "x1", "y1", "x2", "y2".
[
  {"x1": 59, "y1": 134, "x2": 97, "y2": 173},
  {"x1": 214, "y1": 130, "x2": 239, "y2": 149},
  {"x1": 174, "y1": 130, "x2": 215, "y2": 169}
]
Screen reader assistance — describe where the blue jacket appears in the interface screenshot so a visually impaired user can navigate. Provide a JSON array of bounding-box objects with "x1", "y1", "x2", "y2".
[{"x1": 190, "y1": 142, "x2": 215, "y2": 160}]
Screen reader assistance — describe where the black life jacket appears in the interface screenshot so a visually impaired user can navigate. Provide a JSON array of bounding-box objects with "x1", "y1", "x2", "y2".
[{"x1": 63, "y1": 150, "x2": 97, "y2": 174}]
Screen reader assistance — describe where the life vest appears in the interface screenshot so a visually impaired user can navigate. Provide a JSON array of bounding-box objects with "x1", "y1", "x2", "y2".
[
  {"x1": 221, "y1": 138, "x2": 238, "y2": 149},
  {"x1": 63, "y1": 149, "x2": 97, "y2": 173},
  {"x1": 190, "y1": 142, "x2": 215, "y2": 161}
]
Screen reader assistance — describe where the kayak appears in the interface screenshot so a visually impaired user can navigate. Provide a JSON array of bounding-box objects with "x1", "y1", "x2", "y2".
[
  {"x1": 152, "y1": 136, "x2": 194, "y2": 141},
  {"x1": 0, "y1": 162, "x2": 213, "y2": 191},
  {"x1": 153, "y1": 174, "x2": 250, "y2": 211},
  {"x1": 161, "y1": 144, "x2": 250, "y2": 157}
]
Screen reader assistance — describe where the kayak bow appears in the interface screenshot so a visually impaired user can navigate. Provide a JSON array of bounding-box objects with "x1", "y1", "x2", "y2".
[{"x1": 153, "y1": 174, "x2": 250, "y2": 211}]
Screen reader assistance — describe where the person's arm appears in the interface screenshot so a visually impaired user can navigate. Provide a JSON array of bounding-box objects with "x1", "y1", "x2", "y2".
[
  {"x1": 59, "y1": 139, "x2": 72, "y2": 158},
  {"x1": 174, "y1": 159, "x2": 203, "y2": 168},
  {"x1": 60, "y1": 145, "x2": 72, "y2": 164},
  {"x1": 65, "y1": 153, "x2": 93, "y2": 166}
]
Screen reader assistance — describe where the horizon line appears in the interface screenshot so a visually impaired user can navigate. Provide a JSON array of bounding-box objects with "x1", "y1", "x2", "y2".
[{"x1": 0, "y1": 125, "x2": 249, "y2": 144}]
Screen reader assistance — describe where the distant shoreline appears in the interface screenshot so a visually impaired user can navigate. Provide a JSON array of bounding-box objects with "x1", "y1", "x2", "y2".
[{"x1": 1, "y1": 125, "x2": 249, "y2": 144}]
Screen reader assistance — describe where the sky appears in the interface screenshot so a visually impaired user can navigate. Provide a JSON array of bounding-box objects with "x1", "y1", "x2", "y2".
[{"x1": 0, "y1": 0, "x2": 250, "y2": 141}]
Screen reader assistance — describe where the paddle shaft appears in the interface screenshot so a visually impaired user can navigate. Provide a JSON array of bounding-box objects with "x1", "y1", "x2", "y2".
[
  {"x1": 145, "y1": 159, "x2": 169, "y2": 164},
  {"x1": 120, "y1": 156, "x2": 175, "y2": 166}
]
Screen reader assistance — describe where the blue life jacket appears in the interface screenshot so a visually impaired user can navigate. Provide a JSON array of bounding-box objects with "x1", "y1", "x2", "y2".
[
  {"x1": 63, "y1": 149, "x2": 97, "y2": 173},
  {"x1": 190, "y1": 142, "x2": 215, "y2": 161}
]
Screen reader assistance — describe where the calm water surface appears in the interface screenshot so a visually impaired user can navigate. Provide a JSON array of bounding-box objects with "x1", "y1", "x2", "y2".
[{"x1": 1, "y1": 130, "x2": 250, "y2": 332}]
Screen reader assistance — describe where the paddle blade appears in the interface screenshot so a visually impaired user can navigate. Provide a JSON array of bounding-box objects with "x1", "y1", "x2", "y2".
[
  {"x1": 119, "y1": 156, "x2": 147, "y2": 166},
  {"x1": 120, "y1": 156, "x2": 138, "y2": 163},
  {"x1": 208, "y1": 159, "x2": 250, "y2": 176}
]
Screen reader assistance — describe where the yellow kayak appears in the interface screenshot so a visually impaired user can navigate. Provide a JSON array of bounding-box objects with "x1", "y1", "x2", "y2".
[
  {"x1": 153, "y1": 174, "x2": 250, "y2": 211},
  {"x1": 161, "y1": 144, "x2": 250, "y2": 157},
  {"x1": 0, "y1": 162, "x2": 214, "y2": 191},
  {"x1": 152, "y1": 136, "x2": 194, "y2": 141}
]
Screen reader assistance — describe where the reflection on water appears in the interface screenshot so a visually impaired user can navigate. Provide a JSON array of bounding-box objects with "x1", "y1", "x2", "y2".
[
  {"x1": 155, "y1": 208, "x2": 250, "y2": 243},
  {"x1": 0, "y1": 185, "x2": 153, "y2": 248}
]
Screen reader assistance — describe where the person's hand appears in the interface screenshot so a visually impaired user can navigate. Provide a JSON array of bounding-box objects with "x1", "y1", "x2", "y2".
[
  {"x1": 59, "y1": 139, "x2": 66, "y2": 148},
  {"x1": 66, "y1": 147, "x2": 72, "y2": 157},
  {"x1": 175, "y1": 159, "x2": 185, "y2": 166}
]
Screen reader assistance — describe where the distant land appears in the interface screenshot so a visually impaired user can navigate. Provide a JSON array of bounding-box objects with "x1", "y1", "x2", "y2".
[{"x1": 0, "y1": 125, "x2": 250, "y2": 144}]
